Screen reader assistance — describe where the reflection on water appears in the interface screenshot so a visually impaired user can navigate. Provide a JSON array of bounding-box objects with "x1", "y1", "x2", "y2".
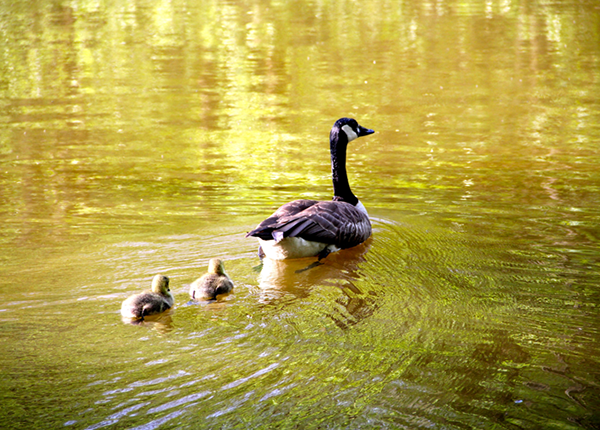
[
  {"x1": 256, "y1": 241, "x2": 377, "y2": 328},
  {"x1": 1, "y1": 0, "x2": 600, "y2": 428},
  {"x1": 121, "y1": 312, "x2": 174, "y2": 335},
  {"x1": 256, "y1": 242, "x2": 369, "y2": 295}
]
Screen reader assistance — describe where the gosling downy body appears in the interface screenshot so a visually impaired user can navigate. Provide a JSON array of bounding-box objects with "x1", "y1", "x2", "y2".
[
  {"x1": 121, "y1": 274, "x2": 174, "y2": 320},
  {"x1": 247, "y1": 117, "x2": 374, "y2": 260},
  {"x1": 189, "y1": 258, "x2": 234, "y2": 300}
]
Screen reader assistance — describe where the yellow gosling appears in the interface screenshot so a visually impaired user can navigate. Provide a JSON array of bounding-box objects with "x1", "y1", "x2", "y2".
[
  {"x1": 121, "y1": 274, "x2": 174, "y2": 320},
  {"x1": 189, "y1": 258, "x2": 234, "y2": 300}
]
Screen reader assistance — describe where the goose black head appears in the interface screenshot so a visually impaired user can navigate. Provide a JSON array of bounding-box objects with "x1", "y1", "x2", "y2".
[
  {"x1": 329, "y1": 118, "x2": 374, "y2": 206},
  {"x1": 330, "y1": 117, "x2": 375, "y2": 145}
]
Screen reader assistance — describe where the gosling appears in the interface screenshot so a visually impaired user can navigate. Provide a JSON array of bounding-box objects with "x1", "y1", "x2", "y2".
[
  {"x1": 189, "y1": 258, "x2": 234, "y2": 300},
  {"x1": 121, "y1": 274, "x2": 174, "y2": 320}
]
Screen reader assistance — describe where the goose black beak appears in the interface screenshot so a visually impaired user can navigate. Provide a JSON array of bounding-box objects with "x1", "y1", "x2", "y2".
[{"x1": 358, "y1": 125, "x2": 375, "y2": 137}]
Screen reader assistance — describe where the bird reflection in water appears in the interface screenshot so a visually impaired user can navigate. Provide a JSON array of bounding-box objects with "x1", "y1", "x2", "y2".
[
  {"x1": 121, "y1": 311, "x2": 174, "y2": 334},
  {"x1": 255, "y1": 239, "x2": 378, "y2": 329}
]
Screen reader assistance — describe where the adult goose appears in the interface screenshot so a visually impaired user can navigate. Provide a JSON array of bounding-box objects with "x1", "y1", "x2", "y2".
[
  {"x1": 121, "y1": 274, "x2": 174, "y2": 321},
  {"x1": 246, "y1": 117, "x2": 374, "y2": 260}
]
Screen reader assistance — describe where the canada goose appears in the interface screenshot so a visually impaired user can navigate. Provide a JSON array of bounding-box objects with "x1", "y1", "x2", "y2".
[
  {"x1": 121, "y1": 274, "x2": 174, "y2": 320},
  {"x1": 247, "y1": 117, "x2": 374, "y2": 260},
  {"x1": 189, "y1": 258, "x2": 234, "y2": 300}
]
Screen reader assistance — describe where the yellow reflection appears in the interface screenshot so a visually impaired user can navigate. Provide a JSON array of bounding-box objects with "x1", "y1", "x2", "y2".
[
  {"x1": 121, "y1": 310, "x2": 174, "y2": 334},
  {"x1": 255, "y1": 240, "x2": 371, "y2": 303}
]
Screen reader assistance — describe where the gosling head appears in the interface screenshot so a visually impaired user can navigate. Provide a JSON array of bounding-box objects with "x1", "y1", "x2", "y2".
[
  {"x1": 151, "y1": 274, "x2": 170, "y2": 294},
  {"x1": 207, "y1": 258, "x2": 227, "y2": 276}
]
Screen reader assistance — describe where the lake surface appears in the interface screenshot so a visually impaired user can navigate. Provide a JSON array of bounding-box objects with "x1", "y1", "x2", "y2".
[{"x1": 1, "y1": 0, "x2": 599, "y2": 428}]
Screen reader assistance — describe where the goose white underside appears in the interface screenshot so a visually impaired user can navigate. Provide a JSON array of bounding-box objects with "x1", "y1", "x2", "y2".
[
  {"x1": 258, "y1": 237, "x2": 340, "y2": 260},
  {"x1": 355, "y1": 200, "x2": 368, "y2": 216}
]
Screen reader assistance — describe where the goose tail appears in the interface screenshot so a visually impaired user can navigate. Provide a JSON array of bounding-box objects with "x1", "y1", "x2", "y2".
[{"x1": 247, "y1": 217, "x2": 312, "y2": 242}]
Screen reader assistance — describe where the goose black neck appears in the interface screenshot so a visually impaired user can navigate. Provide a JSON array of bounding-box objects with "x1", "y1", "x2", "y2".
[{"x1": 330, "y1": 127, "x2": 358, "y2": 206}]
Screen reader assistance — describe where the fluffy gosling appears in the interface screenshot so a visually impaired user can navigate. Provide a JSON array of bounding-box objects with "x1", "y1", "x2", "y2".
[
  {"x1": 189, "y1": 258, "x2": 234, "y2": 300},
  {"x1": 121, "y1": 274, "x2": 174, "y2": 320}
]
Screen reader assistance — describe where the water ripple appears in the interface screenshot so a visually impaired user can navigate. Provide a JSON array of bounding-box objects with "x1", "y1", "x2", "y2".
[
  {"x1": 128, "y1": 409, "x2": 187, "y2": 430},
  {"x1": 146, "y1": 391, "x2": 210, "y2": 414},
  {"x1": 84, "y1": 402, "x2": 150, "y2": 430},
  {"x1": 221, "y1": 362, "x2": 280, "y2": 390}
]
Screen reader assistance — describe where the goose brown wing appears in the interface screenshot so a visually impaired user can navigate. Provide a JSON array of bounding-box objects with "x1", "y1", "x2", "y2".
[
  {"x1": 246, "y1": 200, "x2": 319, "y2": 240},
  {"x1": 301, "y1": 201, "x2": 371, "y2": 248},
  {"x1": 247, "y1": 200, "x2": 371, "y2": 249}
]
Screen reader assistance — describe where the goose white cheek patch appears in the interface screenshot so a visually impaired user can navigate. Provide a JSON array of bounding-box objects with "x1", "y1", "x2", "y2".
[{"x1": 342, "y1": 124, "x2": 359, "y2": 142}]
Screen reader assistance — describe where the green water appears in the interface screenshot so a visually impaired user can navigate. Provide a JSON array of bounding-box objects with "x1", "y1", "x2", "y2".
[{"x1": 1, "y1": 0, "x2": 599, "y2": 428}]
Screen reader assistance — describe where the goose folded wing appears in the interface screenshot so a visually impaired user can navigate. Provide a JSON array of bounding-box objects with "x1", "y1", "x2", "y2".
[
  {"x1": 272, "y1": 199, "x2": 319, "y2": 217},
  {"x1": 300, "y1": 201, "x2": 371, "y2": 248},
  {"x1": 246, "y1": 200, "x2": 319, "y2": 240},
  {"x1": 247, "y1": 212, "x2": 336, "y2": 243},
  {"x1": 247, "y1": 200, "x2": 371, "y2": 248},
  {"x1": 265, "y1": 201, "x2": 370, "y2": 247}
]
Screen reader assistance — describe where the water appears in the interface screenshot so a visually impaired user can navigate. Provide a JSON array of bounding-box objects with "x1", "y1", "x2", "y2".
[{"x1": 1, "y1": 0, "x2": 600, "y2": 428}]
